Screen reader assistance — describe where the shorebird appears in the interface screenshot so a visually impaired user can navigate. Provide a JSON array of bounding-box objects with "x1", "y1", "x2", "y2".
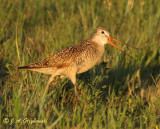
[{"x1": 18, "y1": 27, "x2": 136, "y2": 96}]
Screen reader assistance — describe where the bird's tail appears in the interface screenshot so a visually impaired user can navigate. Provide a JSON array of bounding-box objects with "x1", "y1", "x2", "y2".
[
  {"x1": 18, "y1": 61, "x2": 44, "y2": 70},
  {"x1": 18, "y1": 66, "x2": 31, "y2": 70},
  {"x1": 18, "y1": 65, "x2": 54, "y2": 74}
]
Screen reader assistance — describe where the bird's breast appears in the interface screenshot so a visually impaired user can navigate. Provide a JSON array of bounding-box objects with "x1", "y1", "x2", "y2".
[{"x1": 75, "y1": 48, "x2": 104, "y2": 74}]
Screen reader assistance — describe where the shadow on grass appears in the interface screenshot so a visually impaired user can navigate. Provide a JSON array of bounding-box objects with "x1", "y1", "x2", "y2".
[
  {"x1": 104, "y1": 52, "x2": 160, "y2": 100},
  {"x1": 139, "y1": 51, "x2": 160, "y2": 86}
]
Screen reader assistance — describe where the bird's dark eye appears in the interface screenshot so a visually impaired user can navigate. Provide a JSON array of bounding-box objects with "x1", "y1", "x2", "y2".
[{"x1": 101, "y1": 31, "x2": 104, "y2": 34}]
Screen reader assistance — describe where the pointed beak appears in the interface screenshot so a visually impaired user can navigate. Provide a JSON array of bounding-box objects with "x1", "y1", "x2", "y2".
[{"x1": 107, "y1": 36, "x2": 133, "y2": 58}]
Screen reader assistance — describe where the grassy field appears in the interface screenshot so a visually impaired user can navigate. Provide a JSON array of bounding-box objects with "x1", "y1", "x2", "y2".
[{"x1": 0, "y1": 0, "x2": 160, "y2": 128}]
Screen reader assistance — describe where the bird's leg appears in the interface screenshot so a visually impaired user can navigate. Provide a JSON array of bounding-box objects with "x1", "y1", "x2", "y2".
[
  {"x1": 74, "y1": 83, "x2": 78, "y2": 97},
  {"x1": 43, "y1": 74, "x2": 56, "y2": 97},
  {"x1": 70, "y1": 75, "x2": 78, "y2": 97},
  {"x1": 39, "y1": 74, "x2": 57, "y2": 117}
]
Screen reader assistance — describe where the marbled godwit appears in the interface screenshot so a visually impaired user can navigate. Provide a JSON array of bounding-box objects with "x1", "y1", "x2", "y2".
[{"x1": 18, "y1": 27, "x2": 135, "y2": 96}]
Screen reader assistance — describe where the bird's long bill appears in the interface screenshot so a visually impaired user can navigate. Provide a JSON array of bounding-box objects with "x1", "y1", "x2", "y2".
[
  {"x1": 110, "y1": 36, "x2": 139, "y2": 49},
  {"x1": 107, "y1": 37, "x2": 133, "y2": 58}
]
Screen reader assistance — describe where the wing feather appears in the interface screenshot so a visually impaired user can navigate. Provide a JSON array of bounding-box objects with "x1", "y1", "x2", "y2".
[{"x1": 18, "y1": 40, "x2": 94, "y2": 69}]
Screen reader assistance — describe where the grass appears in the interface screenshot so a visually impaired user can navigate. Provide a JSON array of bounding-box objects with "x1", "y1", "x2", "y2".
[{"x1": 0, "y1": 0, "x2": 160, "y2": 128}]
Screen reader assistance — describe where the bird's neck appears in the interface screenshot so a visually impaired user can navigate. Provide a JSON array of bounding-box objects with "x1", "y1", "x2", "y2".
[
  {"x1": 91, "y1": 36, "x2": 106, "y2": 47},
  {"x1": 89, "y1": 39, "x2": 105, "y2": 55}
]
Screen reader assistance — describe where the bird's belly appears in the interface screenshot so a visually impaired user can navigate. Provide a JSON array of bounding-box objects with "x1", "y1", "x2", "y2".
[
  {"x1": 77, "y1": 67, "x2": 91, "y2": 74},
  {"x1": 76, "y1": 60, "x2": 99, "y2": 74}
]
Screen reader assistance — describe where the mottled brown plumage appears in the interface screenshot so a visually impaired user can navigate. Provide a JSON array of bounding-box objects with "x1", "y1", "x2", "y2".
[{"x1": 18, "y1": 27, "x2": 130, "y2": 96}]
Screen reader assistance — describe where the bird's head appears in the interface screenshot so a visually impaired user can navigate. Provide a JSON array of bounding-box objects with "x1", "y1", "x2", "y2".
[
  {"x1": 92, "y1": 27, "x2": 137, "y2": 58},
  {"x1": 92, "y1": 27, "x2": 110, "y2": 46}
]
